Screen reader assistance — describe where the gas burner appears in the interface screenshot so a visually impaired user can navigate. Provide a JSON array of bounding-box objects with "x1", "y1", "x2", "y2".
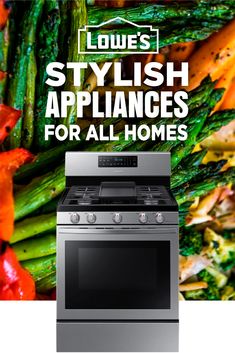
[{"x1": 63, "y1": 184, "x2": 173, "y2": 207}]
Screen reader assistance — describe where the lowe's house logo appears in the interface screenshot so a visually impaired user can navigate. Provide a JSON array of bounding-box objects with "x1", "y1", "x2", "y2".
[{"x1": 78, "y1": 17, "x2": 159, "y2": 54}]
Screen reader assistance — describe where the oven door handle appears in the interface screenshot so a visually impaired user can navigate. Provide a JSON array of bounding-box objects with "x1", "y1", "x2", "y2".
[
  {"x1": 58, "y1": 227, "x2": 176, "y2": 234},
  {"x1": 57, "y1": 227, "x2": 178, "y2": 242}
]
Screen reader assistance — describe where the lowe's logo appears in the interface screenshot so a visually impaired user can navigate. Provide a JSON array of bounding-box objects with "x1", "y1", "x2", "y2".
[{"x1": 78, "y1": 17, "x2": 159, "y2": 54}]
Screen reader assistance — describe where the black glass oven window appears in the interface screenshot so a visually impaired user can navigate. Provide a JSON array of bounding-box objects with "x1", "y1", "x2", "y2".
[{"x1": 65, "y1": 241, "x2": 170, "y2": 309}]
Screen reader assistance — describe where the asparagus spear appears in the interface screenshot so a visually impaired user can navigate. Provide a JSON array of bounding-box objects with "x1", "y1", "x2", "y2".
[
  {"x1": 174, "y1": 167, "x2": 235, "y2": 206},
  {"x1": 152, "y1": 88, "x2": 223, "y2": 154},
  {"x1": 14, "y1": 165, "x2": 64, "y2": 221},
  {"x1": 88, "y1": 3, "x2": 235, "y2": 26},
  {"x1": 112, "y1": 77, "x2": 217, "y2": 152},
  {"x1": 164, "y1": 106, "x2": 211, "y2": 165},
  {"x1": 34, "y1": 0, "x2": 61, "y2": 151},
  {"x1": 152, "y1": 91, "x2": 219, "y2": 154},
  {"x1": 171, "y1": 150, "x2": 207, "y2": 189},
  {"x1": 22, "y1": 48, "x2": 37, "y2": 149},
  {"x1": 197, "y1": 109, "x2": 235, "y2": 142},
  {"x1": 85, "y1": 25, "x2": 226, "y2": 62},
  {"x1": 14, "y1": 117, "x2": 122, "y2": 182},
  {"x1": 0, "y1": 23, "x2": 9, "y2": 103},
  {"x1": 7, "y1": 0, "x2": 44, "y2": 148},
  {"x1": 170, "y1": 88, "x2": 225, "y2": 169},
  {"x1": 172, "y1": 159, "x2": 226, "y2": 190},
  {"x1": 33, "y1": 197, "x2": 61, "y2": 216},
  {"x1": 14, "y1": 140, "x2": 80, "y2": 182},
  {"x1": 12, "y1": 234, "x2": 56, "y2": 261},
  {"x1": 36, "y1": 272, "x2": 56, "y2": 293},
  {"x1": 21, "y1": 254, "x2": 56, "y2": 282},
  {"x1": 171, "y1": 107, "x2": 235, "y2": 170},
  {"x1": 10, "y1": 213, "x2": 56, "y2": 244},
  {"x1": 60, "y1": 0, "x2": 87, "y2": 126},
  {"x1": 186, "y1": 77, "x2": 218, "y2": 110}
]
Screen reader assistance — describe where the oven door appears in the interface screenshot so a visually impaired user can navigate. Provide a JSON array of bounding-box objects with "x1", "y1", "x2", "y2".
[{"x1": 57, "y1": 227, "x2": 178, "y2": 320}]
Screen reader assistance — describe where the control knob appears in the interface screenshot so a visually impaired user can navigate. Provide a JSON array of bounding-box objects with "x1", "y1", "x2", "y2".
[
  {"x1": 87, "y1": 213, "x2": 96, "y2": 224},
  {"x1": 139, "y1": 212, "x2": 148, "y2": 224},
  {"x1": 156, "y1": 212, "x2": 164, "y2": 223},
  {"x1": 70, "y1": 213, "x2": 80, "y2": 224},
  {"x1": 113, "y1": 213, "x2": 122, "y2": 224}
]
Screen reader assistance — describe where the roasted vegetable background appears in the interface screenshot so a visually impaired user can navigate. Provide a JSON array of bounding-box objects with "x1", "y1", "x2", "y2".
[{"x1": 0, "y1": 0, "x2": 235, "y2": 300}]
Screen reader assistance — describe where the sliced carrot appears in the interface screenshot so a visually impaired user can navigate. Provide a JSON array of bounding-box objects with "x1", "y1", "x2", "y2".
[
  {"x1": 168, "y1": 42, "x2": 196, "y2": 64},
  {"x1": 220, "y1": 76, "x2": 235, "y2": 109},
  {"x1": 186, "y1": 19, "x2": 235, "y2": 91},
  {"x1": 179, "y1": 281, "x2": 208, "y2": 292},
  {"x1": 154, "y1": 52, "x2": 167, "y2": 65},
  {"x1": 124, "y1": 53, "x2": 154, "y2": 80},
  {"x1": 213, "y1": 65, "x2": 235, "y2": 111}
]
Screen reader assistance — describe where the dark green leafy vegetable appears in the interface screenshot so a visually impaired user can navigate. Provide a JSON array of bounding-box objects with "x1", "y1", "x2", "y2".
[
  {"x1": 185, "y1": 269, "x2": 220, "y2": 300},
  {"x1": 180, "y1": 228, "x2": 203, "y2": 256},
  {"x1": 204, "y1": 228, "x2": 235, "y2": 271}
]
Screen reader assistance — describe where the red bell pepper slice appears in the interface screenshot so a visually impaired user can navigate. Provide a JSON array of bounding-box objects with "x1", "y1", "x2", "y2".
[
  {"x1": 0, "y1": 102, "x2": 35, "y2": 299},
  {"x1": 0, "y1": 71, "x2": 6, "y2": 81},
  {"x1": 0, "y1": 149, "x2": 34, "y2": 242},
  {"x1": 0, "y1": 246, "x2": 35, "y2": 300},
  {"x1": 0, "y1": 104, "x2": 34, "y2": 241},
  {"x1": 0, "y1": 148, "x2": 34, "y2": 171},
  {"x1": 0, "y1": 104, "x2": 22, "y2": 144},
  {"x1": 0, "y1": 0, "x2": 11, "y2": 30}
]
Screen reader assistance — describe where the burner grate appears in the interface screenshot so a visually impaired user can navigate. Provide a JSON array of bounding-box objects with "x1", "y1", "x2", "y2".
[
  {"x1": 64, "y1": 185, "x2": 171, "y2": 206},
  {"x1": 136, "y1": 186, "x2": 167, "y2": 205}
]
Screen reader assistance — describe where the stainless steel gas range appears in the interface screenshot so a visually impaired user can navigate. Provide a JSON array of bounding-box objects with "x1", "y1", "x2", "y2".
[{"x1": 57, "y1": 152, "x2": 179, "y2": 352}]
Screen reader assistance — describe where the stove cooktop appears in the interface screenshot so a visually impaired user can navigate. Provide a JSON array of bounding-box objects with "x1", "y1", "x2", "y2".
[
  {"x1": 58, "y1": 152, "x2": 178, "y2": 212},
  {"x1": 58, "y1": 182, "x2": 176, "y2": 211}
]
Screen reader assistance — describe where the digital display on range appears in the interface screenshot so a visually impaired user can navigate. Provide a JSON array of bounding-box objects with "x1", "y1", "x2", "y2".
[{"x1": 98, "y1": 156, "x2": 138, "y2": 168}]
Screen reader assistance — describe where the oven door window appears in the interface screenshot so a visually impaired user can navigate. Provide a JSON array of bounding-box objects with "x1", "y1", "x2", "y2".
[{"x1": 65, "y1": 241, "x2": 170, "y2": 309}]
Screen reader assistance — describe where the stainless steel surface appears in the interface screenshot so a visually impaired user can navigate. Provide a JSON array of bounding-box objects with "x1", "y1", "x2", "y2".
[
  {"x1": 57, "y1": 321, "x2": 179, "y2": 352},
  {"x1": 65, "y1": 152, "x2": 171, "y2": 176},
  {"x1": 57, "y1": 211, "x2": 178, "y2": 225},
  {"x1": 56, "y1": 227, "x2": 179, "y2": 321},
  {"x1": 57, "y1": 152, "x2": 179, "y2": 352}
]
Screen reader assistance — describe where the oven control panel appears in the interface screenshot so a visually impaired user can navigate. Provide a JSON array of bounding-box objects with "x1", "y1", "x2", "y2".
[
  {"x1": 98, "y1": 156, "x2": 138, "y2": 168},
  {"x1": 58, "y1": 212, "x2": 178, "y2": 225}
]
